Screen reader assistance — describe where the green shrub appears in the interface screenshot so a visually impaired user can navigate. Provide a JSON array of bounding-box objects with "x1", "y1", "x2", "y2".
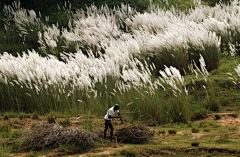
[
  {"x1": 83, "y1": 113, "x2": 93, "y2": 131},
  {"x1": 18, "y1": 112, "x2": 31, "y2": 120},
  {"x1": 203, "y1": 128, "x2": 210, "y2": 132},
  {"x1": 208, "y1": 99, "x2": 221, "y2": 111},
  {"x1": 226, "y1": 126, "x2": 238, "y2": 131},
  {"x1": 158, "y1": 130, "x2": 166, "y2": 135},
  {"x1": 216, "y1": 133, "x2": 229, "y2": 143},
  {"x1": 199, "y1": 121, "x2": 220, "y2": 128},
  {"x1": 31, "y1": 112, "x2": 39, "y2": 120},
  {"x1": 168, "y1": 129, "x2": 177, "y2": 134},
  {"x1": 120, "y1": 149, "x2": 138, "y2": 157},
  {"x1": 191, "y1": 127, "x2": 199, "y2": 133},
  {"x1": 59, "y1": 117, "x2": 72, "y2": 127},
  {"x1": 3, "y1": 112, "x2": 18, "y2": 120},
  {"x1": 214, "y1": 114, "x2": 222, "y2": 120},
  {"x1": 11, "y1": 130, "x2": 23, "y2": 138},
  {"x1": 191, "y1": 141, "x2": 200, "y2": 147},
  {"x1": 0, "y1": 121, "x2": 11, "y2": 133},
  {"x1": 47, "y1": 112, "x2": 59, "y2": 124},
  {"x1": 191, "y1": 109, "x2": 208, "y2": 121}
]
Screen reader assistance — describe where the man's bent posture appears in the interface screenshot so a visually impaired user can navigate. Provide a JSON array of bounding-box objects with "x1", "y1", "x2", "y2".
[{"x1": 104, "y1": 104, "x2": 122, "y2": 141}]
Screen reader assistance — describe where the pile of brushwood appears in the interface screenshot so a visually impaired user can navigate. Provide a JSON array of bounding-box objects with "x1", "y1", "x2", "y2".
[
  {"x1": 21, "y1": 124, "x2": 97, "y2": 150},
  {"x1": 115, "y1": 125, "x2": 154, "y2": 144}
]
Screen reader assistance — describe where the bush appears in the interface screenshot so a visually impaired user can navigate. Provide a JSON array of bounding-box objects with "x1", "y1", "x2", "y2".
[
  {"x1": 191, "y1": 109, "x2": 208, "y2": 121},
  {"x1": 191, "y1": 127, "x2": 199, "y2": 133},
  {"x1": 214, "y1": 114, "x2": 222, "y2": 120},
  {"x1": 168, "y1": 129, "x2": 177, "y2": 134},
  {"x1": 31, "y1": 112, "x2": 39, "y2": 120},
  {"x1": 158, "y1": 130, "x2": 166, "y2": 135},
  {"x1": 3, "y1": 112, "x2": 18, "y2": 120},
  {"x1": 120, "y1": 149, "x2": 138, "y2": 157},
  {"x1": 59, "y1": 117, "x2": 72, "y2": 127},
  {"x1": 191, "y1": 141, "x2": 200, "y2": 147},
  {"x1": 208, "y1": 99, "x2": 221, "y2": 111},
  {"x1": 0, "y1": 121, "x2": 11, "y2": 133},
  {"x1": 18, "y1": 112, "x2": 31, "y2": 120},
  {"x1": 47, "y1": 112, "x2": 59, "y2": 124},
  {"x1": 217, "y1": 133, "x2": 229, "y2": 143}
]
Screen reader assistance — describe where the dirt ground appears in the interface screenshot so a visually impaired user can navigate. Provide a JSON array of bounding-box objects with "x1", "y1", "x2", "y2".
[{"x1": 7, "y1": 112, "x2": 240, "y2": 157}]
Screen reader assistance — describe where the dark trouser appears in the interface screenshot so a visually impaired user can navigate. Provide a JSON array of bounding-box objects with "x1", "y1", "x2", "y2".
[{"x1": 104, "y1": 120, "x2": 114, "y2": 139}]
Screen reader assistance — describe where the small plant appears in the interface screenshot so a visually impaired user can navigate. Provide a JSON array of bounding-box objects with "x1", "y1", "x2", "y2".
[
  {"x1": 120, "y1": 148, "x2": 138, "y2": 157},
  {"x1": 214, "y1": 114, "x2": 222, "y2": 120},
  {"x1": 31, "y1": 112, "x2": 39, "y2": 120},
  {"x1": 191, "y1": 109, "x2": 208, "y2": 121},
  {"x1": 199, "y1": 121, "x2": 220, "y2": 128},
  {"x1": 191, "y1": 127, "x2": 199, "y2": 133},
  {"x1": 168, "y1": 129, "x2": 177, "y2": 134},
  {"x1": 31, "y1": 122, "x2": 40, "y2": 130},
  {"x1": 191, "y1": 141, "x2": 200, "y2": 146},
  {"x1": 208, "y1": 99, "x2": 220, "y2": 111},
  {"x1": 217, "y1": 133, "x2": 229, "y2": 143},
  {"x1": 158, "y1": 130, "x2": 166, "y2": 135},
  {"x1": 3, "y1": 112, "x2": 18, "y2": 120},
  {"x1": 11, "y1": 130, "x2": 23, "y2": 138},
  {"x1": 18, "y1": 112, "x2": 31, "y2": 120},
  {"x1": 59, "y1": 116, "x2": 72, "y2": 127},
  {"x1": 226, "y1": 126, "x2": 238, "y2": 131},
  {"x1": 0, "y1": 121, "x2": 11, "y2": 133},
  {"x1": 203, "y1": 128, "x2": 210, "y2": 132},
  {"x1": 25, "y1": 151, "x2": 38, "y2": 157},
  {"x1": 83, "y1": 112, "x2": 93, "y2": 131},
  {"x1": 187, "y1": 121, "x2": 193, "y2": 127},
  {"x1": 47, "y1": 112, "x2": 58, "y2": 124}
]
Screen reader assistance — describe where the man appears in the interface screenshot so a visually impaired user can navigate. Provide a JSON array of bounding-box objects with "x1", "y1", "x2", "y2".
[{"x1": 104, "y1": 104, "x2": 123, "y2": 141}]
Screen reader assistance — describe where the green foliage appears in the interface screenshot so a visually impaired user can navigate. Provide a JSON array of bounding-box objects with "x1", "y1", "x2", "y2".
[
  {"x1": 0, "y1": 121, "x2": 11, "y2": 133},
  {"x1": 168, "y1": 96, "x2": 191, "y2": 123},
  {"x1": 168, "y1": 129, "x2": 177, "y2": 134},
  {"x1": 157, "y1": 130, "x2": 166, "y2": 134},
  {"x1": 59, "y1": 116, "x2": 72, "y2": 127},
  {"x1": 11, "y1": 130, "x2": 23, "y2": 138},
  {"x1": 191, "y1": 109, "x2": 208, "y2": 121},
  {"x1": 202, "y1": 0, "x2": 231, "y2": 6},
  {"x1": 198, "y1": 120, "x2": 220, "y2": 128},
  {"x1": 120, "y1": 148, "x2": 138, "y2": 157},
  {"x1": 191, "y1": 141, "x2": 200, "y2": 146},
  {"x1": 154, "y1": 0, "x2": 196, "y2": 11},
  {"x1": 18, "y1": 112, "x2": 31, "y2": 120},
  {"x1": 83, "y1": 112, "x2": 93, "y2": 131},
  {"x1": 191, "y1": 127, "x2": 199, "y2": 133},
  {"x1": 216, "y1": 132, "x2": 230, "y2": 143},
  {"x1": 214, "y1": 114, "x2": 222, "y2": 120},
  {"x1": 47, "y1": 112, "x2": 59, "y2": 124},
  {"x1": 31, "y1": 112, "x2": 39, "y2": 120},
  {"x1": 3, "y1": 112, "x2": 18, "y2": 119}
]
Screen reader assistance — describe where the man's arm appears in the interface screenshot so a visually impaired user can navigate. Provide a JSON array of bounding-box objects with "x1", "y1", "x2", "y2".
[
  {"x1": 108, "y1": 115, "x2": 120, "y2": 119},
  {"x1": 117, "y1": 113, "x2": 124, "y2": 124}
]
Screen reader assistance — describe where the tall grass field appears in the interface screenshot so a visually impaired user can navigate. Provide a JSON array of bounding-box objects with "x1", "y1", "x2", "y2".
[{"x1": 1, "y1": 0, "x2": 240, "y2": 124}]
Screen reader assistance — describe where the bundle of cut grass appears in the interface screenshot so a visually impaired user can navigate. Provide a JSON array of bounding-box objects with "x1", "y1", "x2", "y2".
[
  {"x1": 21, "y1": 124, "x2": 96, "y2": 150},
  {"x1": 115, "y1": 125, "x2": 154, "y2": 144}
]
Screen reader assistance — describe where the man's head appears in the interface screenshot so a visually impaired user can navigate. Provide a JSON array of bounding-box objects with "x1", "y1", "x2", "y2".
[{"x1": 114, "y1": 104, "x2": 119, "y2": 110}]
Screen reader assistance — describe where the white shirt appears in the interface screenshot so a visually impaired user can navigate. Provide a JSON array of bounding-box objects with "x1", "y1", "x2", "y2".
[{"x1": 104, "y1": 106, "x2": 119, "y2": 120}]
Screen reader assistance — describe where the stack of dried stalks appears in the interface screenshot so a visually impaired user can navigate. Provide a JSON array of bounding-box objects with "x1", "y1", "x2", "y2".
[
  {"x1": 21, "y1": 124, "x2": 96, "y2": 150},
  {"x1": 115, "y1": 125, "x2": 154, "y2": 144}
]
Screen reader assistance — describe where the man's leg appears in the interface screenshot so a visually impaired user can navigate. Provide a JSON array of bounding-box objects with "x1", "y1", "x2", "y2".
[
  {"x1": 104, "y1": 120, "x2": 109, "y2": 139},
  {"x1": 109, "y1": 122, "x2": 114, "y2": 141}
]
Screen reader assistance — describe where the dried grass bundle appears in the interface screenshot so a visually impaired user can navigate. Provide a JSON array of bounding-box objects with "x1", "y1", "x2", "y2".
[
  {"x1": 21, "y1": 124, "x2": 96, "y2": 150},
  {"x1": 115, "y1": 125, "x2": 154, "y2": 144}
]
